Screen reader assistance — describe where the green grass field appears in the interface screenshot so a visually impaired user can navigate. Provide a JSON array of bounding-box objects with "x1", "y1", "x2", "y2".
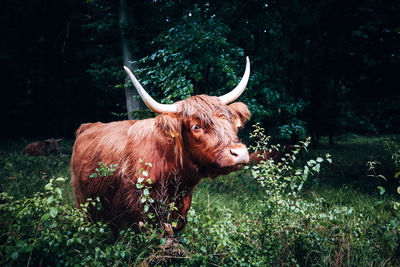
[{"x1": 1, "y1": 135, "x2": 399, "y2": 266}]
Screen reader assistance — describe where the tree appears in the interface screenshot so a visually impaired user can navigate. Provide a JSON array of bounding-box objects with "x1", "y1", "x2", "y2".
[
  {"x1": 1, "y1": 0, "x2": 399, "y2": 139},
  {"x1": 131, "y1": 11, "x2": 245, "y2": 105}
]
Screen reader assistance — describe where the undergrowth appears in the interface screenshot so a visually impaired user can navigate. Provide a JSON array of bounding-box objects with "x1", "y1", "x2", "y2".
[{"x1": 0, "y1": 132, "x2": 400, "y2": 265}]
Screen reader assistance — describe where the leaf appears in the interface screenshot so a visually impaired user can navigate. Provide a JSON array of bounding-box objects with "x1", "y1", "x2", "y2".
[
  {"x1": 45, "y1": 183, "x2": 53, "y2": 191},
  {"x1": 142, "y1": 170, "x2": 149, "y2": 177},
  {"x1": 137, "y1": 177, "x2": 145, "y2": 184},
  {"x1": 56, "y1": 177, "x2": 65, "y2": 182},
  {"x1": 307, "y1": 160, "x2": 316, "y2": 166},
  {"x1": 378, "y1": 186, "x2": 386, "y2": 195},
  {"x1": 41, "y1": 213, "x2": 50, "y2": 221},
  {"x1": 312, "y1": 164, "x2": 320, "y2": 172},
  {"x1": 47, "y1": 195, "x2": 54, "y2": 204},
  {"x1": 144, "y1": 205, "x2": 149, "y2": 213},
  {"x1": 143, "y1": 188, "x2": 149, "y2": 197},
  {"x1": 378, "y1": 174, "x2": 387, "y2": 181},
  {"x1": 55, "y1": 188, "x2": 62, "y2": 198},
  {"x1": 304, "y1": 165, "x2": 309, "y2": 174},
  {"x1": 49, "y1": 207, "x2": 58, "y2": 218},
  {"x1": 136, "y1": 184, "x2": 144, "y2": 189},
  {"x1": 11, "y1": 251, "x2": 19, "y2": 260}
]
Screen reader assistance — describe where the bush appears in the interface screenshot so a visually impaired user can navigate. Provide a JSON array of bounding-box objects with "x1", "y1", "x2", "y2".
[
  {"x1": 244, "y1": 124, "x2": 398, "y2": 265},
  {"x1": 0, "y1": 178, "x2": 165, "y2": 266}
]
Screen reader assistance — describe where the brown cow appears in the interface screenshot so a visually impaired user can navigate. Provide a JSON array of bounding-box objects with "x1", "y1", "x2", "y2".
[
  {"x1": 71, "y1": 57, "x2": 251, "y2": 234},
  {"x1": 23, "y1": 138, "x2": 63, "y2": 156}
]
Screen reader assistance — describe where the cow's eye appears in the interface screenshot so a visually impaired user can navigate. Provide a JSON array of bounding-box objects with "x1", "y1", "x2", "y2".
[{"x1": 192, "y1": 125, "x2": 201, "y2": 131}]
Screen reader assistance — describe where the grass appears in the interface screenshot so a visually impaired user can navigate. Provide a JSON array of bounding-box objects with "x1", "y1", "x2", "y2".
[
  {"x1": 0, "y1": 134, "x2": 399, "y2": 266},
  {"x1": 309, "y1": 135, "x2": 395, "y2": 192},
  {"x1": 0, "y1": 140, "x2": 74, "y2": 201}
]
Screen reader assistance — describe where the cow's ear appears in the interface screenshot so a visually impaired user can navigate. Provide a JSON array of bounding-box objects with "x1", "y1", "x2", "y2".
[
  {"x1": 156, "y1": 114, "x2": 182, "y2": 139},
  {"x1": 228, "y1": 102, "x2": 251, "y2": 128}
]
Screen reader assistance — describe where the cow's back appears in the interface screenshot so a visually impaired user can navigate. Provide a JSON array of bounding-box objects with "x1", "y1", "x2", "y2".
[
  {"x1": 24, "y1": 142, "x2": 46, "y2": 156},
  {"x1": 75, "y1": 122, "x2": 102, "y2": 136}
]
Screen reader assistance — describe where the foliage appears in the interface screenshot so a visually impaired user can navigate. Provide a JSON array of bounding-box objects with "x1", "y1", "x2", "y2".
[
  {"x1": 136, "y1": 160, "x2": 155, "y2": 220},
  {"x1": 385, "y1": 138, "x2": 400, "y2": 179},
  {"x1": 0, "y1": 178, "x2": 111, "y2": 266},
  {"x1": 89, "y1": 162, "x2": 118, "y2": 178},
  {"x1": 175, "y1": 128, "x2": 398, "y2": 265},
  {"x1": 1, "y1": 136, "x2": 400, "y2": 265},
  {"x1": 2, "y1": 0, "x2": 399, "y2": 139},
  {"x1": 0, "y1": 144, "x2": 72, "y2": 199},
  {"x1": 249, "y1": 123, "x2": 330, "y2": 193},
  {"x1": 131, "y1": 13, "x2": 245, "y2": 105},
  {"x1": 0, "y1": 176, "x2": 165, "y2": 266},
  {"x1": 135, "y1": 160, "x2": 183, "y2": 236},
  {"x1": 126, "y1": 10, "x2": 310, "y2": 138},
  {"x1": 368, "y1": 137, "x2": 400, "y2": 210}
]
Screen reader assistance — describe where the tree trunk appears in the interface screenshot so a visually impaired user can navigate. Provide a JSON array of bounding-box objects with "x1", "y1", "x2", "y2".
[
  {"x1": 328, "y1": 78, "x2": 338, "y2": 145},
  {"x1": 119, "y1": 0, "x2": 142, "y2": 120}
]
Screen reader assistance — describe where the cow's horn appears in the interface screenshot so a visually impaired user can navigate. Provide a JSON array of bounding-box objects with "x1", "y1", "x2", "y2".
[
  {"x1": 123, "y1": 66, "x2": 178, "y2": 114},
  {"x1": 218, "y1": 57, "x2": 250, "y2": 104}
]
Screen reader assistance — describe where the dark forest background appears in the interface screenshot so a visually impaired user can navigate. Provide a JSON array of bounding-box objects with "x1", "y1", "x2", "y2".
[
  {"x1": 2, "y1": 1, "x2": 400, "y2": 265},
  {"x1": 1, "y1": 0, "x2": 399, "y2": 141}
]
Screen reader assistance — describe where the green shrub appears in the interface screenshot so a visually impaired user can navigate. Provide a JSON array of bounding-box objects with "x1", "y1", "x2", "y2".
[
  {"x1": 385, "y1": 138, "x2": 400, "y2": 179},
  {"x1": 244, "y1": 124, "x2": 398, "y2": 265},
  {"x1": 0, "y1": 178, "x2": 164, "y2": 266}
]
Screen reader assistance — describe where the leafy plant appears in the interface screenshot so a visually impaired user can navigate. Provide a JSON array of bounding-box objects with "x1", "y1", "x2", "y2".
[
  {"x1": 0, "y1": 178, "x2": 111, "y2": 266},
  {"x1": 89, "y1": 162, "x2": 118, "y2": 178},
  {"x1": 385, "y1": 138, "x2": 400, "y2": 179},
  {"x1": 136, "y1": 160, "x2": 155, "y2": 217}
]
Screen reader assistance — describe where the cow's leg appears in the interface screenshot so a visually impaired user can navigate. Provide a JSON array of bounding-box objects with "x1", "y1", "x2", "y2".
[
  {"x1": 173, "y1": 187, "x2": 195, "y2": 232},
  {"x1": 70, "y1": 173, "x2": 83, "y2": 209}
]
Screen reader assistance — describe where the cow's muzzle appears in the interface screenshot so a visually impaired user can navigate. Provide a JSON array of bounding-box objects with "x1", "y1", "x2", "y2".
[{"x1": 229, "y1": 145, "x2": 249, "y2": 165}]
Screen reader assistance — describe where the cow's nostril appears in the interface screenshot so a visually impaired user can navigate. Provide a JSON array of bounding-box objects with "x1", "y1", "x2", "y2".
[
  {"x1": 230, "y1": 149, "x2": 239, "y2": 157},
  {"x1": 229, "y1": 147, "x2": 250, "y2": 164}
]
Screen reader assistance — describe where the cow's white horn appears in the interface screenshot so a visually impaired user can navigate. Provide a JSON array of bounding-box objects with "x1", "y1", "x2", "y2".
[
  {"x1": 123, "y1": 66, "x2": 178, "y2": 114},
  {"x1": 218, "y1": 57, "x2": 250, "y2": 104}
]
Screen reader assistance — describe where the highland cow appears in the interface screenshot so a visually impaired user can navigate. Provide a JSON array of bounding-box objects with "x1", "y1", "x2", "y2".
[
  {"x1": 71, "y1": 57, "x2": 252, "y2": 233},
  {"x1": 23, "y1": 138, "x2": 62, "y2": 156}
]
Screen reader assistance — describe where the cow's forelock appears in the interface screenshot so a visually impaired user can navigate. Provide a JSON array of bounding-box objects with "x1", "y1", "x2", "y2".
[{"x1": 178, "y1": 95, "x2": 235, "y2": 128}]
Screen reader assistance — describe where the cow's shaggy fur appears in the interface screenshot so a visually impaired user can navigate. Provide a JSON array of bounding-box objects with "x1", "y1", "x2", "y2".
[{"x1": 71, "y1": 95, "x2": 250, "y2": 233}]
